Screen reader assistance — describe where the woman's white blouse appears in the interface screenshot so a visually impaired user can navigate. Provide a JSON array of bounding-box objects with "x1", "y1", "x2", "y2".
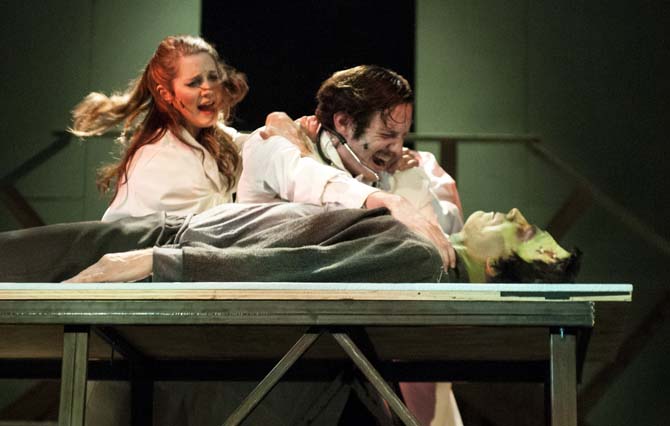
[{"x1": 101, "y1": 125, "x2": 241, "y2": 222}]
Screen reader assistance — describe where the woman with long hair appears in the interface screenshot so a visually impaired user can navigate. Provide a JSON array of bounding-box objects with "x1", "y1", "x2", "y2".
[{"x1": 71, "y1": 35, "x2": 249, "y2": 221}]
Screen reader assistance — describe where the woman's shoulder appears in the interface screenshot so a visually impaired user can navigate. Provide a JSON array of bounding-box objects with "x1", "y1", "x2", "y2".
[
  {"x1": 217, "y1": 122, "x2": 240, "y2": 139},
  {"x1": 125, "y1": 131, "x2": 194, "y2": 175},
  {"x1": 218, "y1": 122, "x2": 249, "y2": 149},
  {"x1": 133, "y1": 129, "x2": 197, "y2": 157}
]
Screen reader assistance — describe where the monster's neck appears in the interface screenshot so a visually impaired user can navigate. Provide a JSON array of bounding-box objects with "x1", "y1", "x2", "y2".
[{"x1": 449, "y1": 233, "x2": 487, "y2": 284}]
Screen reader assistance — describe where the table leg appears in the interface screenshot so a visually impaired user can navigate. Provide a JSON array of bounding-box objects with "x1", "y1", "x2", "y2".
[
  {"x1": 58, "y1": 325, "x2": 90, "y2": 426},
  {"x1": 333, "y1": 332, "x2": 421, "y2": 426},
  {"x1": 550, "y1": 328, "x2": 577, "y2": 426},
  {"x1": 223, "y1": 328, "x2": 322, "y2": 426}
]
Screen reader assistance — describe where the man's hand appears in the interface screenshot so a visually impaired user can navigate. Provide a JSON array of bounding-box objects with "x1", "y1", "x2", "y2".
[
  {"x1": 365, "y1": 192, "x2": 456, "y2": 270},
  {"x1": 388, "y1": 147, "x2": 420, "y2": 173},
  {"x1": 261, "y1": 112, "x2": 315, "y2": 156},
  {"x1": 63, "y1": 248, "x2": 154, "y2": 283}
]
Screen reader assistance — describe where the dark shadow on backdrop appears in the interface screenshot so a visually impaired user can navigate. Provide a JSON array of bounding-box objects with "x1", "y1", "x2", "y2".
[{"x1": 202, "y1": 0, "x2": 415, "y2": 131}]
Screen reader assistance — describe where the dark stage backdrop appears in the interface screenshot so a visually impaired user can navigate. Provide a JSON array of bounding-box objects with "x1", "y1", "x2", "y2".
[{"x1": 202, "y1": 0, "x2": 415, "y2": 131}]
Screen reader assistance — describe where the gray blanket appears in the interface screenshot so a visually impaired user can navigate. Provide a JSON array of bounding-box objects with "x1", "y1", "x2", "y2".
[{"x1": 0, "y1": 203, "x2": 443, "y2": 283}]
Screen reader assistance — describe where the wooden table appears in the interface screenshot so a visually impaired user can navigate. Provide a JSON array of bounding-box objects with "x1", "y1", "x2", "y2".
[{"x1": 0, "y1": 283, "x2": 632, "y2": 426}]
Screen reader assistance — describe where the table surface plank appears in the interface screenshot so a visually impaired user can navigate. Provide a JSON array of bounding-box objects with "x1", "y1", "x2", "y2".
[
  {"x1": 0, "y1": 283, "x2": 633, "y2": 302},
  {"x1": 0, "y1": 283, "x2": 632, "y2": 371}
]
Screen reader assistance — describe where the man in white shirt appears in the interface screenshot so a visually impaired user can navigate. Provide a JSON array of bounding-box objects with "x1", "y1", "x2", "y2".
[
  {"x1": 237, "y1": 64, "x2": 464, "y2": 426},
  {"x1": 238, "y1": 65, "x2": 458, "y2": 270}
]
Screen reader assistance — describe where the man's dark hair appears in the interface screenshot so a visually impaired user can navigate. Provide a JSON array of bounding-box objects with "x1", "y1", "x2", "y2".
[
  {"x1": 315, "y1": 65, "x2": 413, "y2": 139},
  {"x1": 489, "y1": 248, "x2": 583, "y2": 283}
]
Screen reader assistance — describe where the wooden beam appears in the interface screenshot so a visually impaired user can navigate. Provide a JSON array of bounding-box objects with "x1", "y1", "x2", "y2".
[
  {"x1": 546, "y1": 185, "x2": 593, "y2": 240},
  {"x1": 578, "y1": 292, "x2": 670, "y2": 421},
  {"x1": 0, "y1": 381, "x2": 59, "y2": 421},
  {"x1": 550, "y1": 329, "x2": 577, "y2": 426},
  {"x1": 333, "y1": 332, "x2": 421, "y2": 426},
  {"x1": 0, "y1": 283, "x2": 633, "y2": 302},
  {"x1": 528, "y1": 143, "x2": 670, "y2": 258},
  {"x1": 439, "y1": 138, "x2": 457, "y2": 178},
  {"x1": 223, "y1": 329, "x2": 322, "y2": 426},
  {"x1": 0, "y1": 186, "x2": 44, "y2": 228},
  {"x1": 58, "y1": 326, "x2": 89, "y2": 426}
]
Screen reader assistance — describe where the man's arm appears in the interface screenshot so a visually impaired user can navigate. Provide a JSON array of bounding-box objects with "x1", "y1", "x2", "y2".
[
  {"x1": 385, "y1": 167, "x2": 464, "y2": 234},
  {"x1": 239, "y1": 130, "x2": 455, "y2": 270},
  {"x1": 261, "y1": 114, "x2": 461, "y2": 235},
  {"x1": 364, "y1": 192, "x2": 455, "y2": 269},
  {"x1": 237, "y1": 132, "x2": 376, "y2": 206}
]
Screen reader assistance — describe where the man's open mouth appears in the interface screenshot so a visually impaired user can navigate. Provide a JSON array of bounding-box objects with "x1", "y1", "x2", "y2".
[{"x1": 371, "y1": 152, "x2": 393, "y2": 170}]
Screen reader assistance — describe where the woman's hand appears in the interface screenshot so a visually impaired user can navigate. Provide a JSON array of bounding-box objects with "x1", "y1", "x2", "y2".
[
  {"x1": 388, "y1": 147, "x2": 420, "y2": 173},
  {"x1": 261, "y1": 112, "x2": 315, "y2": 156},
  {"x1": 63, "y1": 248, "x2": 154, "y2": 283},
  {"x1": 365, "y1": 192, "x2": 456, "y2": 270},
  {"x1": 295, "y1": 115, "x2": 319, "y2": 142}
]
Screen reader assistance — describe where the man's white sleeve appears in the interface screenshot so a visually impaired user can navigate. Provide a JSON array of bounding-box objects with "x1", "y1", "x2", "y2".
[
  {"x1": 321, "y1": 176, "x2": 379, "y2": 209},
  {"x1": 238, "y1": 133, "x2": 377, "y2": 208}
]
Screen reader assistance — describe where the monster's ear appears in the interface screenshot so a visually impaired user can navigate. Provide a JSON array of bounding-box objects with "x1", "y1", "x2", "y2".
[{"x1": 484, "y1": 257, "x2": 499, "y2": 281}]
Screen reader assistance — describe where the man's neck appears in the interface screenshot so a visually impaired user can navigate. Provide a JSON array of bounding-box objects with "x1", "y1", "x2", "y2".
[{"x1": 317, "y1": 129, "x2": 348, "y2": 172}]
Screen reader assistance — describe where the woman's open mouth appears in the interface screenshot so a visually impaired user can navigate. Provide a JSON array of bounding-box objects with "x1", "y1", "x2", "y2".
[{"x1": 197, "y1": 102, "x2": 216, "y2": 113}]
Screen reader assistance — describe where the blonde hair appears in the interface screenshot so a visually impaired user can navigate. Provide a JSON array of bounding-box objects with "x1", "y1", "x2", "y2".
[{"x1": 71, "y1": 35, "x2": 248, "y2": 196}]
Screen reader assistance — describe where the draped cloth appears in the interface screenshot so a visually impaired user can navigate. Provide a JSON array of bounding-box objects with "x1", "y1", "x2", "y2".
[{"x1": 0, "y1": 203, "x2": 443, "y2": 283}]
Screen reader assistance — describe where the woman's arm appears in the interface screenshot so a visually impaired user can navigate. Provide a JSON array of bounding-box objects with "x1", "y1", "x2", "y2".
[
  {"x1": 63, "y1": 248, "x2": 153, "y2": 283},
  {"x1": 260, "y1": 112, "x2": 315, "y2": 156}
]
